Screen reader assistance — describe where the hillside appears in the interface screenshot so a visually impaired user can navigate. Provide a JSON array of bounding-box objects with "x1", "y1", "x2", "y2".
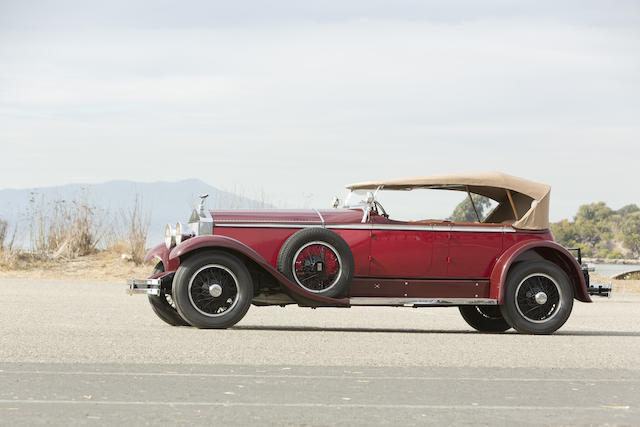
[
  {"x1": 551, "y1": 202, "x2": 640, "y2": 260},
  {"x1": 0, "y1": 179, "x2": 273, "y2": 247}
]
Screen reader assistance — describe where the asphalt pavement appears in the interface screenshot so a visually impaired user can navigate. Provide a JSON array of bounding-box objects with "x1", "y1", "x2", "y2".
[{"x1": 1, "y1": 279, "x2": 639, "y2": 425}]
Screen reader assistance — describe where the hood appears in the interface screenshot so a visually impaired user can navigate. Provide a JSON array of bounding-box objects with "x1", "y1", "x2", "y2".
[{"x1": 211, "y1": 209, "x2": 363, "y2": 225}]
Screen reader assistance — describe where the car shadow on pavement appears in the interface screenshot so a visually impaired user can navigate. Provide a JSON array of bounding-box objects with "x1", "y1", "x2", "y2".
[
  {"x1": 556, "y1": 330, "x2": 640, "y2": 337},
  {"x1": 233, "y1": 326, "x2": 640, "y2": 336},
  {"x1": 234, "y1": 325, "x2": 486, "y2": 334}
]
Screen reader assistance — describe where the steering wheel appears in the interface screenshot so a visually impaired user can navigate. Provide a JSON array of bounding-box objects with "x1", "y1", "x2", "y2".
[{"x1": 373, "y1": 201, "x2": 389, "y2": 219}]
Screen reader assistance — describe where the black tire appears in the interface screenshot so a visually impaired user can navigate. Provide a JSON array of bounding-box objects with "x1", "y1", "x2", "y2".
[
  {"x1": 147, "y1": 263, "x2": 190, "y2": 327},
  {"x1": 499, "y1": 261, "x2": 574, "y2": 335},
  {"x1": 277, "y1": 228, "x2": 354, "y2": 298},
  {"x1": 459, "y1": 305, "x2": 511, "y2": 333},
  {"x1": 172, "y1": 252, "x2": 253, "y2": 329}
]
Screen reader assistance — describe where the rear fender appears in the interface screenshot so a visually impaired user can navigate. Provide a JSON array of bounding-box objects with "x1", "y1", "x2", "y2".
[
  {"x1": 169, "y1": 235, "x2": 349, "y2": 307},
  {"x1": 490, "y1": 240, "x2": 591, "y2": 304}
]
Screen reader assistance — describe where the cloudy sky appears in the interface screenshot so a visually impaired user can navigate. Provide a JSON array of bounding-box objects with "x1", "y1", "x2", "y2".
[{"x1": 1, "y1": 0, "x2": 639, "y2": 220}]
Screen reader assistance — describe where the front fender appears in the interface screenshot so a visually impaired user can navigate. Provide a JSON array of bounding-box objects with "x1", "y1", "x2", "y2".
[
  {"x1": 169, "y1": 235, "x2": 349, "y2": 307},
  {"x1": 143, "y1": 243, "x2": 179, "y2": 273},
  {"x1": 490, "y1": 240, "x2": 591, "y2": 304}
]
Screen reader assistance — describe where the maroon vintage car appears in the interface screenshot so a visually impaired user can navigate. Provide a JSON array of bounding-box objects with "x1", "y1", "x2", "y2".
[{"x1": 129, "y1": 172, "x2": 609, "y2": 334}]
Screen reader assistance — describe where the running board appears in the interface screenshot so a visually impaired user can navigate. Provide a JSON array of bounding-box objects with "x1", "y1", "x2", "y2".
[{"x1": 349, "y1": 297, "x2": 497, "y2": 307}]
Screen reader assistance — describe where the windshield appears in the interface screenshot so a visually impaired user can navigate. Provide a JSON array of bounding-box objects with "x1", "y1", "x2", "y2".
[
  {"x1": 341, "y1": 188, "x2": 498, "y2": 223},
  {"x1": 343, "y1": 189, "x2": 371, "y2": 209}
]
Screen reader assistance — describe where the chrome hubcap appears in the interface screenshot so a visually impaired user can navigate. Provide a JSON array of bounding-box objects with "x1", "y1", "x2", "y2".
[
  {"x1": 208, "y1": 284, "x2": 223, "y2": 297},
  {"x1": 534, "y1": 292, "x2": 548, "y2": 305}
]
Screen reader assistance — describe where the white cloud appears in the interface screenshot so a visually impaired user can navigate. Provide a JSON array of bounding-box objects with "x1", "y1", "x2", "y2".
[{"x1": 0, "y1": 9, "x2": 639, "y2": 219}]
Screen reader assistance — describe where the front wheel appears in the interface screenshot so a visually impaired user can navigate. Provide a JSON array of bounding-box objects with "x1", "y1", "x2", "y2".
[
  {"x1": 172, "y1": 252, "x2": 253, "y2": 329},
  {"x1": 499, "y1": 261, "x2": 574, "y2": 335},
  {"x1": 147, "y1": 263, "x2": 190, "y2": 327},
  {"x1": 459, "y1": 305, "x2": 511, "y2": 333}
]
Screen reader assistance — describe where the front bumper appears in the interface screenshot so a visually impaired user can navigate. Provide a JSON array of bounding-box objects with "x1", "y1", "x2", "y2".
[{"x1": 127, "y1": 278, "x2": 161, "y2": 296}]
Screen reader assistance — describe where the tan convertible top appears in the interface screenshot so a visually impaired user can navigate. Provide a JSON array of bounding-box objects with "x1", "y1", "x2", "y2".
[{"x1": 346, "y1": 172, "x2": 551, "y2": 230}]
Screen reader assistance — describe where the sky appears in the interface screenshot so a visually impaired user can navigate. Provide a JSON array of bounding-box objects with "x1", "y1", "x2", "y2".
[{"x1": 1, "y1": 0, "x2": 639, "y2": 221}]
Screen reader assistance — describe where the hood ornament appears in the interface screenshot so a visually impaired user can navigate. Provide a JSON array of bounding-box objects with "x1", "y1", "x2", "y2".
[{"x1": 198, "y1": 194, "x2": 209, "y2": 214}]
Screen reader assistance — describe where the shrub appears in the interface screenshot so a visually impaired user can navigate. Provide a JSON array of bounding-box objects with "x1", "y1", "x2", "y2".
[
  {"x1": 27, "y1": 191, "x2": 102, "y2": 259},
  {"x1": 104, "y1": 194, "x2": 150, "y2": 265}
]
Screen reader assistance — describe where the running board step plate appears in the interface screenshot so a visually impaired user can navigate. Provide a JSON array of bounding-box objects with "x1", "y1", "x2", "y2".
[{"x1": 349, "y1": 297, "x2": 497, "y2": 307}]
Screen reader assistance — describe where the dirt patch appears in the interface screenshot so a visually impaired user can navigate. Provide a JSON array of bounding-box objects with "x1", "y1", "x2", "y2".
[
  {"x1": 590, "y1": 273, "x2": 640, "y2": 294},
  {"x1": 0, "y1": 250, "x2": 153, "y2": 282}
]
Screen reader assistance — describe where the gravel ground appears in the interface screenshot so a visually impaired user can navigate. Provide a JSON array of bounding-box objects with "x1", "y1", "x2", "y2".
[
  {"x1": 1, "y1": 279, "x2": 639, "y2": 368},
  {"x1": 1, "y1": 279, "x2": 639, "y2": 425}
]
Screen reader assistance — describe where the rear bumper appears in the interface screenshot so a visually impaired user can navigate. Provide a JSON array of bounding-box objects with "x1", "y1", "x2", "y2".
[
  {"x1": 587, "y1": 283, "x2": 612, "y2": 298},
  {"x1": 127, "y1": 278, "x2": 160, "y2": 296}
]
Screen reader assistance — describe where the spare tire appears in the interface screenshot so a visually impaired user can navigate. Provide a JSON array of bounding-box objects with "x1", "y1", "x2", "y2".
[{"x1": 277, "y1": 228, "x2": 354, "y2": 298}]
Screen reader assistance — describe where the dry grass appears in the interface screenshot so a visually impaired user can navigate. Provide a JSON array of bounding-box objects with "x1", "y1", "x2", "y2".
[
  {"x1": 0, "y1": 191, "x2": 154, "y2": 281},
  {"x1": 0, "y1": 249, "x2": 153, "y2": 282},
  {"x1": 27, "y1": 192, "x2": 103, "y2": 259},
  {"x1": 0, "y1": 218, "x2": 17, "y2": 251},
  {"x1": 103, "y1": 194, "x2": 150, "y2": 265},
  {"x1": 5, "y1": 191, "x2": 152, "y2": 267}
]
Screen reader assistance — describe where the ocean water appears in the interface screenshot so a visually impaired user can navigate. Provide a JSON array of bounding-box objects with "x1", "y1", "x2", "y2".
[{"x1": 593, "y1": 263, "x2": 640, "y2": 278}]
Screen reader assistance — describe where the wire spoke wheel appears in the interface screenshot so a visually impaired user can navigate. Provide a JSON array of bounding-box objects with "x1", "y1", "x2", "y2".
[
  {"x1": 292, "y1": 242, "x2": 342, "y2": 293},
  {"x1": 188, "y1": 264, "x2": 240, "y2": 317},
  {"x1": 475, "y1": 305, "x2": 503, "y2": 320},
  {"x1": 277, "y1": 228, "x2": 354, "y2": 299},
  {"x1": 515, "y1": 273, "x2": 562, "y2": 323},
  {"x1": 147, "y1": 263, "x2": 190, "y2": 327},
  {"x1": 458, "y1": 304, "x2": 511, "y2": 333}
]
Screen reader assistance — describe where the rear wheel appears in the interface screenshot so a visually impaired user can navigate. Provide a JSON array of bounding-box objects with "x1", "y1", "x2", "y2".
[
  {"x1": 172, "y1": 252, "x2": 253, "y2": 329},
  {"x1": 500, "y1": 261, "x2": 574, "y2": 335},
  {"x1": 147, "y1": 263, "x2": 190, "y2": 326},
  {"x1": 458, "y1": 305, "x2": 511, "y2": 332}
]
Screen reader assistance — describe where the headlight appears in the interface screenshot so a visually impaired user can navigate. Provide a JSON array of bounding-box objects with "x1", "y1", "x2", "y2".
[
  {"x1": 175, "y1": 222, "x2": 192, "y2": 245},
  {"x1": 165, "y1": 224, "x2": 176, "y2": 249}
]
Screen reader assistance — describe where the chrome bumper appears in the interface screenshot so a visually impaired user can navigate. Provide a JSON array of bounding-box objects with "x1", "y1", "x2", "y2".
[
  {"x1": 588, "y1": 283, "x2": 612, "y2": 298},
  {"x1": 127, "y1": 278, "x2": 161, "y2": 296}
]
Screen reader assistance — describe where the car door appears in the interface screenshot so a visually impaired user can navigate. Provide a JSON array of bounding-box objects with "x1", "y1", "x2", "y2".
[
  {"x1": 447, "y1": 224, "x2": 504, "y2": 278},
  {"x1": 368, "y1": 215, "x2": 438, "y2": 278}
]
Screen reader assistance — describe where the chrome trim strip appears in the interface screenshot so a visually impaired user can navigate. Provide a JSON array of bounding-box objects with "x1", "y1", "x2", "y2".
[
  {"x1": 349, "y1": 297, "x2": 497, "y2": 306},
  {"x1": 213, "y1": 223, "x2": 514, "y2": 232},
  {"x1": 213, "y1": 219, "x2": 322, "y2": 224},
  {"x1": 333, "y1": 224, "x2": 512, "y2": 233},
  {"x1": 215, "y1": 223, "x2": 321, "y2": 229},
  {"x1": 450, "y1": 225, "x2": 515, "y2": 233},
  {"x1": 327, "y1": 224, "x2": 372, "y2": 230},
  {"x1": 313, "y1": 208, "x2": 326, "y2": 227}
]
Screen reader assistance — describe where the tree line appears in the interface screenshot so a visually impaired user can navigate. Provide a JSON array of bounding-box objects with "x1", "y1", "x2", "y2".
[
  {"x1": 449, "y1": 195, "x2": 640, "y2": 259},
  {"x1": 551, "y1": 202, "x2": 640, "y2": 259}
]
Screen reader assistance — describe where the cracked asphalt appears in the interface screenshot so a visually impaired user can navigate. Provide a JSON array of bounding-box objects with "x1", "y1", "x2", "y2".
[{"x1": 1, "y1": 279, "x2": 639, "y2": 425}]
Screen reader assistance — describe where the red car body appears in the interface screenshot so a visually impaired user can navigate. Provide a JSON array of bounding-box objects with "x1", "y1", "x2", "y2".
[
  {"x1": 130, "y1": 172, "x2": 604, "y2": 334},
  {"x1": 145, "y1": 208, "x2": 590, "y2": 306}
]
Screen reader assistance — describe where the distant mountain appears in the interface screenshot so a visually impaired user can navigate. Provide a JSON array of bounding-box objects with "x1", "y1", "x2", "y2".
[{"x1": 0, "y1": 179, "x2": 274, "y2": 248}]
